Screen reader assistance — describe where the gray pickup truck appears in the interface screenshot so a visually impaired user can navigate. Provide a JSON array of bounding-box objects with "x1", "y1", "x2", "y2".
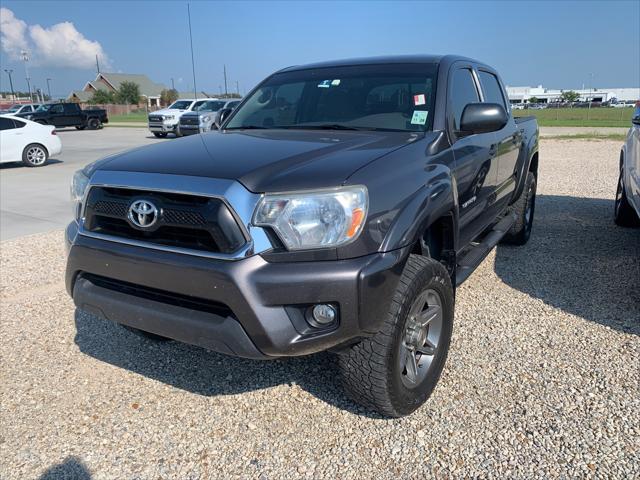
[{"x1": 66, "y1": 55, "x2": 539, "y2": 416}]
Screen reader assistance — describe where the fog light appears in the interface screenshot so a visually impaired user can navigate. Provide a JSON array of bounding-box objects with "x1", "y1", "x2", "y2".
[{"x1": 312, "y1": 304, "x2": 337, "y2": 325}]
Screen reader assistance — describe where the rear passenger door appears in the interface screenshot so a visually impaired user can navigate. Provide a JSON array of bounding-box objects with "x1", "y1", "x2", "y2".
[
  {"x1": 448, "y1": 65, "x2": 500, "y2": 247},
  {"x1": 477, "y1": 69, "x2": 520, "y2": 208},
  {"x1": 48, "y1": 104, "x2": 65, "y2": 126}
]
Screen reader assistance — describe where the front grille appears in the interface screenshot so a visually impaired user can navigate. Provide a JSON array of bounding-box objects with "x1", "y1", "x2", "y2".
[
  {"x1": 180, "y1": 116, "x2": 199, "y2": 126},
  {"x1": 148, "y1": 115, "x2": 163, "y2": 123},
  {"x1": 81, "y1": 273, "x2": 234, "y2": 317},
  {"x1": 83, "y1": 187, "x2": 247, "y2": 254}
]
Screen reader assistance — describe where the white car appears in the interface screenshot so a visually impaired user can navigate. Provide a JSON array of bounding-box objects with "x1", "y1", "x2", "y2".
[
  {"x1": 1, "y1": 103, "x2": 41, "y2": 116},
  {"x1": 615, "y1": 102, "x2": 640, "y2": 226},
  {"x1": 147, "y1": 99, "x2": 199, "y2": 138},
  {"x1": 0, "y1": 115, "x2": 62, "y2": 167}
]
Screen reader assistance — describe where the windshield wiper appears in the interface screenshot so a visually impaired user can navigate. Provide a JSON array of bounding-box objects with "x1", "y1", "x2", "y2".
[
  {"x1": 225, "y1": 125, "x2": 270, "y2": 130},
  {"x1": 282, "y1": 124, "x2": 362, "y2": 131}
]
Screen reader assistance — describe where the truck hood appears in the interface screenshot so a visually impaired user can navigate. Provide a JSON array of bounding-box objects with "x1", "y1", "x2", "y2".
[
  {"x1": 97, "y1": 129, "x2": 426, "y2": 192},
  {"x1": 151, "y1": 108, "x2": 190, "y2": 116}
]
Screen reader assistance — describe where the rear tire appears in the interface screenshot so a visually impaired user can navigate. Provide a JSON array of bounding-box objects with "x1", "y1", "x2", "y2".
[
  {"x1": 502, "y1": 171, "x2": 536, "y2": 245},
  {"x1": 22, "y1": 143, "x2": 48, "y2": 167},
  {"x1": 153, "y1": 132, "x2": 168, "y2": 138},
  {"x1": 87, "y1": 118, "x2": 101, "y2": 130},
  {"x1": 75, "y1": 125, "x2": 86, "y2": 131},
  {"x1": 338, "y1": 255, "x2": 454, "y2": 417},
  {"x1": 614, "y1": 166, "x2": 640, "y2": 227}
]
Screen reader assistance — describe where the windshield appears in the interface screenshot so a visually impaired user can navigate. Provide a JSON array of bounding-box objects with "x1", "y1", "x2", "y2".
[
  {"x1": 168, "y1": 100, "x2": 193, "y2": 110},
  {"x1": 195, "y1": 100, "x2": 226, "y2": 112},
  {"x1": 36, "y1": 104, "x2": 52, "y2": 112},
  {"x1": 6, "y1": 105, "x2": 20, "y2": 112},
  {"x1": 226, "y1": 63, "x2": 437, "y2": 132}
]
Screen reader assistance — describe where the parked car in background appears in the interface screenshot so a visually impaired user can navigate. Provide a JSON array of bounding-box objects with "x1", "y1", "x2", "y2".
[
  {"x1": 0, "y1": 115, "x2": 62, "y2": 167},
  {"x1": 180, "y1": 99, "x2": 243, "y2": 135},
  {"x1": 615, "y1": 102, "x2": 640, "y2": 226},
  {"x1": 17, "y1": 103, "x2": 108, "y2": 130},
  {"x1": 178, "y1": 99, "x2": 228, "y2": 135},
  {"x1": 66, "y1": 55, "x2": 539, "y2": 417},
  {"x1": 0, "y1": 103, "x2": 41, "y2": 115},
  {"x1": 148, "y1": 99, "x2": 200, "y2": 138},
  {"x1": 511, "y1": 103, "x2": 525, "y2": 110}
]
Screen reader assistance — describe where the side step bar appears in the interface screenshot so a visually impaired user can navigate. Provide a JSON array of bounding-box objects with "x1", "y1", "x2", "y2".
[{"x1": 455, "y1": 212, "x2": 517, "y2": 286}]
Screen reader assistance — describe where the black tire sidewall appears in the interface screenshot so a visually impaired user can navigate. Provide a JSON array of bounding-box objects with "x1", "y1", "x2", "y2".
[
  {"x1": 88, "y1": 118, "x2": 100, "y2": 129},
  {"x1": 388, "y1": 261, "x2": 454, "y2": 416}
]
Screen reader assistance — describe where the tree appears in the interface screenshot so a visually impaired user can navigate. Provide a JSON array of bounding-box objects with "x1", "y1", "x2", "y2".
[
  {"x1": 117, "y1": 81, "x2": 141, "y2": 105},
  {"x1": 89, "y1": 89, "x2": 115, "y2": 104},
  {"x1": 528, "y1": 96, "x2": 539, "y2": 104},
  {"x1": 160, "y1": 88, "x2": 179, "y2": 106},
  {"x1": 560, "y1": 90, "x2": 580, "y2": 103}
]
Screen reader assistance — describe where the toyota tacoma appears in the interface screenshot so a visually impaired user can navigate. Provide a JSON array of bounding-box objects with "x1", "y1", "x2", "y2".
[{"x1": 66, "y1": 55, "x2": 539, "y2": 417}]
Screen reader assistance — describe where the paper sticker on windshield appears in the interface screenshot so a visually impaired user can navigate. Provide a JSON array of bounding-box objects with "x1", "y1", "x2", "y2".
[
  {"x1": 413, "y1": 94, "x2": 426, "y2": 106},
  {"x1": 331, "y1": 79, "x2": 341, "y2": 86},
  {"x1": 411, "y1": 110, "x2": 428, "y2": 125},
  {"x1": 318, "y1": 80, "x2": 332, "y2": 88}
]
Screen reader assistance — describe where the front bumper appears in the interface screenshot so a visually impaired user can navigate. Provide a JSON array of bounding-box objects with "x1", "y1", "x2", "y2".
[
  {"x1": 179, "y1": 124, "x2": 202, "y2": 136},
  {"x1": 65, "y1": 221, "x2": 408, "y2": 359},
  {"x1": 148, "y1": 123, "x2": 177, "y2": 133}
]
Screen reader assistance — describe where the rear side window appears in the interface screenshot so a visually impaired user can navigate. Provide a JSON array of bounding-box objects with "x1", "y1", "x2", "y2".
[
  {"x1": 50, "y1": 104, "x2": 64, "y2": 114},
  {"x1": 478, "y1": 71, "x2": 506, "y2": 109},
  {"x1": 13, "y1": 119, "x2": 26, "y2": 129},
  {"x1": 450, "y1": 68, "x2": 479, "y2": 131},
  {"x1": 0, "y1": 117, "x2": 15, "y2": 130}
]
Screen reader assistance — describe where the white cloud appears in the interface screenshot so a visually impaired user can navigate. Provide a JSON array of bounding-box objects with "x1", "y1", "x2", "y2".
[{"x1": 0, "y1": 8, "x2": 110, "y2": 69}]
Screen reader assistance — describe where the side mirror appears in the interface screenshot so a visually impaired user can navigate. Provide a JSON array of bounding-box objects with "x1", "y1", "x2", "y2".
[
  {"x1": 460, "y1": 103, "x2": 508, "y2": 134},
  {"x1": 214, "y1": 108, "x2": 233, "y2": 130},
  {"x1": 632, "y1": 115, "x2": 640, "y2": 126}
]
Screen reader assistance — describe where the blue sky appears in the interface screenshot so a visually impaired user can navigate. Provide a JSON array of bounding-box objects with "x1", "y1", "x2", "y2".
[{"x1": 1, "y1": 0, "x2": 638, "y2": 98}]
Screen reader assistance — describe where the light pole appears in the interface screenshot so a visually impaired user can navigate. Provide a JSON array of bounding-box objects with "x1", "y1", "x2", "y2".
[
  {"x1": 46, "y1": 78, "x2": 52, "y2": 100},
  {"x1": 4, "y1": 69, "x2": 14, "y2": 99},
  {"x1": 20, "y1": 50, "x2": 32, "y2": 101}
]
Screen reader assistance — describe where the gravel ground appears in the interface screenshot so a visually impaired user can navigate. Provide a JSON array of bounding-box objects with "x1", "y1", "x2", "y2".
[{"x1": 1, "y1": 139, "x2": 638, "y2": 479}]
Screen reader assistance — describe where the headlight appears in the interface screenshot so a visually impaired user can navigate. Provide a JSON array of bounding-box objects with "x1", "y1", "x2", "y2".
[
  {"x1": 71, "y1": 169, "x2": 90, "y2": 219},
  {"x1": 253, "y1": 186, "x2": 368, "y2": 250},
  {"x1": 201, "y1": 115, "x2": 210, "y2": 122},
  {"x1": 164, "y1": 115, "x2": 174, "y2": 121}
]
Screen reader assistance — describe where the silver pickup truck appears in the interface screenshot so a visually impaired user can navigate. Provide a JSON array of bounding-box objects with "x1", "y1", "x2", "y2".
[{"x1": 615, "y1": 102, "x2": 640, "y2": 227}]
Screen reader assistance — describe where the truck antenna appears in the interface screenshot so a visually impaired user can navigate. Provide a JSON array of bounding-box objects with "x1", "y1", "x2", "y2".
[{"x1": 187, "y1": 3, "x2": 198, "y2": 100}]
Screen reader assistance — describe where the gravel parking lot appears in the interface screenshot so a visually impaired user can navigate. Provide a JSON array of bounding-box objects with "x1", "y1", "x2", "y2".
[{"x1": 1, "y1": 139, "x2": 638, "y2": 478}]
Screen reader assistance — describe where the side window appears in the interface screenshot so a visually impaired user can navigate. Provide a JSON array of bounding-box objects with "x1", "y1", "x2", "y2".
[
  {"x1": 450, "y1": 68, "x2": 479, "y2": 131},
  {"x1": 64, "y1": 103, "x2": 78, "y2": 113},
  {"x1": 478, "y1": 71, "x2": 507, "y2": 109},
  {"x1": 13, "y1": 119, "x2": 26, "y2": 129},
  {"x1": 50, "y1": 104, "x2": 64, "y2": 114},
  {"x1": 23, "y1": 106, "x2": 32, "y2": 112},
  {"x1": 0, "y1": 118, "x2": 15, "y2": 130}
]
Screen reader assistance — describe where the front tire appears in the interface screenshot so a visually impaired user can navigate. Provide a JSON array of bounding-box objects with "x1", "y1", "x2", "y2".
[
  {"x1": 153, "y1": 132, "x2": 168, "y2": 138},
  {"x1": 614, "y1": 166, "x2": 640, "y2": 227},
  {"x1": 22, "y1": 143, "x2": 48, "y2": 167},
  {"x1": 502, "y1": 171, "x2": 537, "y2": 245},
  {"x1": 75, "y1": 125, "x2": 86, "y2": 131},
  {"x1": 338, "y1": 255, "x2": 454, "y2": 417}
]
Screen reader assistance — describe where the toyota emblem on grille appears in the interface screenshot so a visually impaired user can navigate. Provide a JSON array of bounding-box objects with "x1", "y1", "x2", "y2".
[{"x1": 128, "y1": 200, "x2": 158, "y2": 228}]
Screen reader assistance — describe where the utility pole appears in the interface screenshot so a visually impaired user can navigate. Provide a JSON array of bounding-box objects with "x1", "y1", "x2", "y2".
[
  {"x1": 223, "y1": 65, "x2": 228, "y2": 96},
  {"x1": 4, "y1": 69, "x2": 15, "y2": 99},
  {"x1": 171, "y1": 78, "x2": 175, "y2": 90},
  {"x1": 96, "y1": 54, "x2": 100, "y2": 74},
  {"x1": 236, "y1": 81, "x2": 239, "y2": 96},
  {"x1": 46, "y1": 78, "x2": 52, "y2": 100},
  {"x1": 187, "y1": 3, "x2": 198, "y2": 99}
]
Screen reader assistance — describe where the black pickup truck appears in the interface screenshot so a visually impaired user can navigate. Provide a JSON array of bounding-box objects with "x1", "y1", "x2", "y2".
[
  {"x1": 19, "y1": 102, "x2": 108, "y2": 130},
  {"x1": 66, "y1": 55, "x2": 538, "y2": 417}
]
